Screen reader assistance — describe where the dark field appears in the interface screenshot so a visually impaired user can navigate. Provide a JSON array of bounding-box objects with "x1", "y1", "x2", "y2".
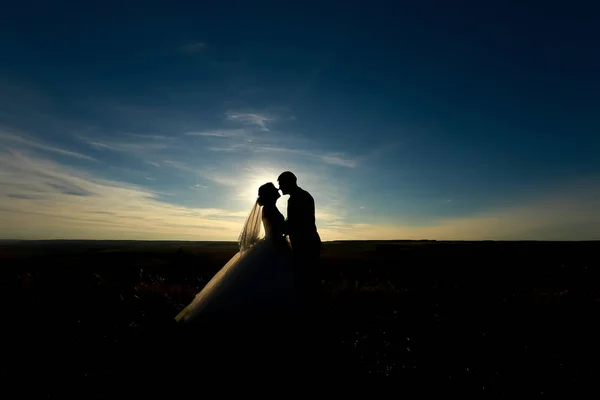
[{"x1": 2, "y1": 240, "x2": 600, "y2": 396}]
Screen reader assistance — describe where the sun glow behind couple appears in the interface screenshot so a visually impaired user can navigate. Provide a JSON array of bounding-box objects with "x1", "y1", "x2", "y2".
[{"x1": 233, "y1": 164, "x2": 332, "y2": 226}]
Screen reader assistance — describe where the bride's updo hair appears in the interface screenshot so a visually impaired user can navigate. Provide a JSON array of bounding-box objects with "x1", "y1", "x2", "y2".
[{"x1": 257, "y1": 182, "x2": 280, "y2": 206}]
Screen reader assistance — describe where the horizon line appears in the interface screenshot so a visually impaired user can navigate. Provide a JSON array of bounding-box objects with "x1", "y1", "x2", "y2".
[{"x1": 1, "y1": 239, "x2": 599, "y2": 243}]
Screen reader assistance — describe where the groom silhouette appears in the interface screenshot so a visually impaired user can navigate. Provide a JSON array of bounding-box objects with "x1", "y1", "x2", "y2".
[{"x1": 277, "y1": 171, "x2": 322, "y2": 311}]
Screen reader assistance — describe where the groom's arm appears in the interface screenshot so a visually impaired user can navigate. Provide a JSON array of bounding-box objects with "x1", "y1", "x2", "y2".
[{"x1": 283, "y1": 199, "x2": 292, "y2": 236}]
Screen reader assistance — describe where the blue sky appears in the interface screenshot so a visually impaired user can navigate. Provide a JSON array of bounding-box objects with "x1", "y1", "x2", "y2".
[{"x1": 1, "y1": 1, "x2": 599, "y2": 240}]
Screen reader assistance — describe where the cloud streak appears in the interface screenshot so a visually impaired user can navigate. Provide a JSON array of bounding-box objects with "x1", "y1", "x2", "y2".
[
  {"x1": 70, "y1": 107, "x2": 357, "y2": 170},
  {"x1": 180, "y1": 42, "x2": 206, "y2": 54},
  {"x1": 83, "y1": 138, "x2": 168, "y2": 153},
  {"x1": 225, "y1": 111, "x2": 274, "y2": 131},
  {"x1": 320, "y1": 153, "x2": 357, "y2": 168},
  {"x1": 0, "y1": 151, "x2": 248, "y2": 240},
  {"x1": 207, "y1": 142, "x2": 357, "y2": 168},
  {"x1": 184, "y1": 129, "x2": 248, "y2": 138},
  {"x1": 0, "y1": 132, "x2": 96, "y2": 161}
]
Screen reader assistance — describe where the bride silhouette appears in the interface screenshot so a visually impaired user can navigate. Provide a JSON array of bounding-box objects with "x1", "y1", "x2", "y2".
[{"x1": 175, "y1": 182, "x2": 295, "y2": 324}]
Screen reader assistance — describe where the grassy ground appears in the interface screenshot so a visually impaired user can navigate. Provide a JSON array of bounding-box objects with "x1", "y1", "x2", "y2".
[{"x1": 1, "y1": 240, "x2": 599, "y2": 396}]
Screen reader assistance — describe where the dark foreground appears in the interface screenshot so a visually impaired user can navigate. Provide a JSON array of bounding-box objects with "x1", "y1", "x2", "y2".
[{"x1": 1, "y1": 240, "x2": 600, "y2": 395}]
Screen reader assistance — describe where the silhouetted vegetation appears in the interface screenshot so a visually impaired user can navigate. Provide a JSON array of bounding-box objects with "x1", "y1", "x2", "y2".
[{"x1": 1, "y1": 240, "x2": 599, "y2": 395}]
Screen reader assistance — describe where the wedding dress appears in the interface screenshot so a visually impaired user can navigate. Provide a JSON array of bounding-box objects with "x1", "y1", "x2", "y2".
[{"x1": 175, "y1": 201, "x2": 295, "y2": 324}]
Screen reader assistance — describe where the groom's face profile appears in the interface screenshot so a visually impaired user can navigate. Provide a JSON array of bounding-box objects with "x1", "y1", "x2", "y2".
[
  {"x1": 278, "y1": 180, "x2": 290, "y2": 195},
  {"x1": 277, "y1": 171, "x2": 297, "y2": 195}
]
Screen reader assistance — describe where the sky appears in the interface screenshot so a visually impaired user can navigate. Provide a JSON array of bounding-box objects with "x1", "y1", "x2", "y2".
[{"x1": 1, "y1": 1, "x2": 599, "y2": 241}]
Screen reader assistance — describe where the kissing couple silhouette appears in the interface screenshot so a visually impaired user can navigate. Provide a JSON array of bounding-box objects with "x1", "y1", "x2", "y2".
[{"x1": 175, "y1": 171, "x2": 322, "y2": 324}]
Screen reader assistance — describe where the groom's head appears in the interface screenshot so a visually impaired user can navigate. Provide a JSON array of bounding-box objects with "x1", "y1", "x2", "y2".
[{"x1": 277, "y1": 171, "x2": 297, "y2": 195}]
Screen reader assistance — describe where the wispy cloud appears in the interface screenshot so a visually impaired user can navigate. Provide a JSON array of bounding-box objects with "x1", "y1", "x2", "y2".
[
  {"x1": 76, "y1": 134, "x2": 177, "y2": 168},
  {"x1": 320, "y1": 153, "x2": 357, "y2": 168},
  {"x1": 206, "y1": 142, "x2": 357, "y2": 168},
  {"x1": 0, "y1": 132, "x2": 96, "y2": 161},
  {"x1": 160, "y1": 160, "x2": 240, "y2": 187},
  {"x1": 84, "y1": 138, "x2": 168, "y2": 153},
  {"x1": 180, "y1": 42, "x2": 206, "y2": 54},
  {"x1": 184, "y1": 129, "x2": 248, "y2": 138},
  {"x1": 78, "y1": 133, "x2": 171, "y2": 152},
  {"x1": 206, "y1": 144, "x2": 249, "y2": 152},
  {"x1": 128, "y1": 133, "x2": 171, "y2": 140},
  {"x1": 198, "y1": 169, "x2": 242, "y2": 187},
  {"x1": 162, "y1": 160, "x2": 197, "y2": 173},
  {"x1": 0, "y1": 151, "x2": 248, "y2": 240},
  {"x1": 225, "y1": 111, "x2": 274, "y2": 131}
]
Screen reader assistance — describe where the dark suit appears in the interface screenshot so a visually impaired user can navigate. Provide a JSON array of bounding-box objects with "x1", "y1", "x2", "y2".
[{"x1": 285, "y1": 187, "x2": 322, "y2": 310}]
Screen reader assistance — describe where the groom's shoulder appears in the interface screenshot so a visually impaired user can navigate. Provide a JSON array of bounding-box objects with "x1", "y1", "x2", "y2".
[
  {"x1": 290, "y1": 187, "x2": 313, "y2": 201},
  {"x1": 297, "y1": 187, "x2": 314, "y2": 201}
]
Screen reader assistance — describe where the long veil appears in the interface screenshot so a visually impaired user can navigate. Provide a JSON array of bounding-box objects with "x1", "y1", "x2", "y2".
[{"x1": 237, "y1": 199, "x2": 263, "y2": 252}]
